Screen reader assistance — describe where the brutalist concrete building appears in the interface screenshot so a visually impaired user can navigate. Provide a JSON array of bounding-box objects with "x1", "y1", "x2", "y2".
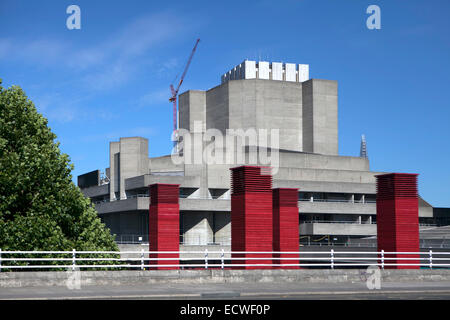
[{"x1": 79, "y1": 60, "x2": 438, "y2": 245}]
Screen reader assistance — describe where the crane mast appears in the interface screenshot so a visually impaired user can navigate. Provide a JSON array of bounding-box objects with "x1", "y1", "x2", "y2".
[{"x1": 169, "y1": 38, "x2": 200, "y2": 149}]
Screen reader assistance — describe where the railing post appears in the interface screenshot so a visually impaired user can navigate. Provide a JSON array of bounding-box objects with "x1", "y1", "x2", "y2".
[
  {"x1": 72, "y1": 249, "x2": 76, "y2": 271},
  {"x1": 381, "y1": 249, "x2": 385, "y2": 270},
  {"x1": 331, "y1": 249, "x2": 334, "y2": 269},
  {"x1": 429, "y1": 250, "x2": 433, "y2": 269},
  {"x1": 205, "y1": 249, "x2": 208, "y2": 270},
  {"x1": 0, "y1": 248, "x2": 2, "y2": 272},
  {"x1": 141, "y1": 248, "x2": 144, "y2": 270},
  {"x1": 221, "y1": 249, "x2": 224, "y2": 270}
]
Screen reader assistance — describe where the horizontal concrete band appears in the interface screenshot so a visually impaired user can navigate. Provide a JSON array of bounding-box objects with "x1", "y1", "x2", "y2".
[{"x1": 1, "y1": 269, "x2": 450, "y2": 288}]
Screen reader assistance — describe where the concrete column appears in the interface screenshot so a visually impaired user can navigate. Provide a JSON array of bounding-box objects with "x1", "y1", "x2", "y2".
[
  {"x1": 119, "y1": 137, "x2": 149, "y2": 200},
  {"x1": 302, "y1": 79, "x2": 338, "y2": 155},
  {"x1": 181, "y1": 212, "x2": 213, "y2": 245},
  {"x1": 109, "y1": 142, "x2": 120, "y2": 201}
]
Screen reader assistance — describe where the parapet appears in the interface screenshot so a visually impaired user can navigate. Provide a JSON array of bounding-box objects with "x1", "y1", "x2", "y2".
[{"x1": 221, "y1": 60, "x2": 309, "y2": 84}]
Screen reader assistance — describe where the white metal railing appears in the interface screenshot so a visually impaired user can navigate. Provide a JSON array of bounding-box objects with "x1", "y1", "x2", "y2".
[
  {"x1": 302, "y1": 221, "x2": 376, "y2": 225},
  {"x1": 1, "y1": 249, "x2": 450, "y2": 271},
  {"x1": 114, "y1": 235, "x2": 450, "y2": 249}
]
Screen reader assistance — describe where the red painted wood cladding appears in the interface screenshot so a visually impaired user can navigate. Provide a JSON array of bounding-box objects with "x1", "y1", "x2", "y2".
[
  {"x1": 273, "y1": 188, "x2": 299, "y2": 269},
  {"x1": 149, "y1": 183, "x2": 180, "y2": 270},
  {"x1": 376, "y1": 173, "x2": 420, "y2": 269},
  {"x1": 231, "y1": 166, "x2": 273, "y2": 269}
]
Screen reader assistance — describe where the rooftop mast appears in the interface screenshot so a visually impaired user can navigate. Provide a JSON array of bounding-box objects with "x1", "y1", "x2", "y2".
[{"x1": 360, "y1": 134, "x2": 368, "y2": 158}]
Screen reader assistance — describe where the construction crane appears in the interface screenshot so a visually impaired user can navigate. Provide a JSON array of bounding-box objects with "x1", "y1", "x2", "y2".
[{"x1": 169, "y1": 38, "x2": 200, "y2": 149}]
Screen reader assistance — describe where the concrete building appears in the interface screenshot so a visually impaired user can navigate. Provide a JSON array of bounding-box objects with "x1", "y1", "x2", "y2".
[{"x1": 79, "y1": 60, "x2": 444, "y2": 246}]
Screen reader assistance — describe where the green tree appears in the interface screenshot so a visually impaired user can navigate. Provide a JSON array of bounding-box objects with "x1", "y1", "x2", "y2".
[{"x1": 0, "y1": 79, "x2": 118, "y2": 252}]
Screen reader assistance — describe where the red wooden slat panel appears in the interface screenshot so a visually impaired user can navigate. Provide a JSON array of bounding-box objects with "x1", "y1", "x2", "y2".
[
  {"x1": 149, "y1": 183, "x2": 180, "y2": 270},
  {"x1": 376, "y1": 174, "x2": 420, "y2": 269},
  {"x1": 231, "y1": 166, "x2": 273, "y2": 269},
  {"x1": 273, "y1": 188, "x2": 299, "y2": 269}
]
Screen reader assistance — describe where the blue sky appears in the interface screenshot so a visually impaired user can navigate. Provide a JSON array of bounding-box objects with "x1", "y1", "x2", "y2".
[{"x1": 1, "y1": 0, "x2": 449, "y2": 206}]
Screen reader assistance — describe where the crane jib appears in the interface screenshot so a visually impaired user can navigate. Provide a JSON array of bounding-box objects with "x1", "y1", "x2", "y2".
[{"x1": 168, "y1": 38, "x2": 200, "y2": 134}]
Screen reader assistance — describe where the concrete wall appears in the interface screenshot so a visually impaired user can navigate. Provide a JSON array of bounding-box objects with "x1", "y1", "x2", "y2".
[
  {"x1": 300, "y1": 222, "x2": 377, "y2": 236},
  {"x1": 278, "y1": 151, "x2": 370, "y2": 171},
  {"x1": 179, "y1": 90, "x2": 206, "y2": 131},
  {"x1": 182, "y1": 211, "x2": 213, "y2": 245},
  {"x1": 3, "y1": 270, "x2": 450, "y2": 288},
  {"x1": 181, "y1": 212, "x2": 230, "y2": 245},
  {"x1": 149, "y1": 155, "x2": 183, "y2": 173},
  {"x1": 205, "y1": 82, "x2": 229, "y2": 133},
  {"x1": 187, "y1": 78, "x2": 338, "y2": 154},
  {"x1": 119, "y1": 137, "x2": 149, "y2": 199},
  {"x1": 108, "y1": 138, "x2": 149, "y2": 200},
  {"x1": 303, "y1": 79, "x2": 338, "y2": 155},
  {"x1": 227, "y1": 79, "x2": 303, "y2": 152}
]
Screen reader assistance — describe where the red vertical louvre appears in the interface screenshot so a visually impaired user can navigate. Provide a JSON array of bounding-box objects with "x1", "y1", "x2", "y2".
[
  {"x1": 273, "y1": 188, "x2": 299, "y2": 269},
  {"x1": 231, "y1": 166, "x2": 273, "y2": 269},
  {"x1": 149, "y1": 183, "x2": 180, "y2": 270},
  {"x1": 376, "y1": 173, "x2": 420, "y2": 269}
]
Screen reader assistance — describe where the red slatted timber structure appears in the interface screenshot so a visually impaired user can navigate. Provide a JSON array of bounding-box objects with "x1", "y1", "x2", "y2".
[
  {"x1": 231, "y1": 166, "x2": 273, "y2": 269},
  {"x1": 273, "y1": 188, "x2": 299, "y2": 269},
  {"x1": 376, "y1": 173, "x2": 420, "y2": 269},
  {"x1": 149, "y1": 183, "x2": 180, "y2": 270}
]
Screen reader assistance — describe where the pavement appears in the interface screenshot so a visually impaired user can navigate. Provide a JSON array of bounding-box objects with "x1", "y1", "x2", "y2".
[{"x1": 2, "y1": 281, "x2": 450, "y2": 300}]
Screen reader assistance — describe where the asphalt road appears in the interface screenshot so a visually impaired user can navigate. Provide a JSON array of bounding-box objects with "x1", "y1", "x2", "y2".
[{"x1": 2, "y1": 281, "x2": 450, "y2": 300}]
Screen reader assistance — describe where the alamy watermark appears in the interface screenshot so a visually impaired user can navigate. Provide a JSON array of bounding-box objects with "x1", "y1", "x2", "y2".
[
  {"x1": 171, "y1": 121, "x2": 280, "y2": 174},
  {"x1": 66, "y1": 5, "x2": 81, "y2": 30},
  {"x1": 360, "y1": 265, "x2": 381, "y2": 290},
  {"x1": 366, "y1": 5, "x2": 381, "y2": 30}
]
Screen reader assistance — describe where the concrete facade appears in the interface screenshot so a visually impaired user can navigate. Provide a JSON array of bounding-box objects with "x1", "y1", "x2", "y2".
[
  {"x1": 302, "y1": 79, "x2": 338, "y2": 155},
  {"x1": 79, "y1": 60, "x2": 439, "y2": 247}
]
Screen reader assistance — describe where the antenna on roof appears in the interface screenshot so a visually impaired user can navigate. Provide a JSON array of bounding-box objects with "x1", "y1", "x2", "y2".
[{"x1": 360, "y1": 134, "x2": 368, "y2": 158}]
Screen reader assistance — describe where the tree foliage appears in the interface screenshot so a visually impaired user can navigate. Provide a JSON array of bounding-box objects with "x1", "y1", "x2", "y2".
[{"x1": 0, "y1": 80, "x2": 118, "y2": 251}]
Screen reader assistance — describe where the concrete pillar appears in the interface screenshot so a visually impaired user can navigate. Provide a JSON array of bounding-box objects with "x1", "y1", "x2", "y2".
[
  {"x1": 302, "y1": 79, "x2": 338, "y2": 155},
  {"x1": 149, "y1": 183, "x2": 180, "y2": 270},
  {"x1": 273, "y1": 188, "x2": 299, "y2": 269},
  {"x1": 109, "y1": 142, "x2": 120, "y2": 201},
  {"x1": 108, "y1": 137, "x2": 149, "y2": 201},
  {"x1": 181, "y1": 212, "x2": 213, "y2": 245},
  {"x1": 376, "y1": 173, "x2": 420, "y2": 269},
  {"x1": 231, "y1": 166, "x2": 273, "y2": 269}
]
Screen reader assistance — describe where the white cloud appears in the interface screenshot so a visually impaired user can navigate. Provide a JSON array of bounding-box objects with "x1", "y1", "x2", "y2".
[
  {"x1": 1, "y1": 12, "x2": 194, "y2": 91},
  {"x1": 31, "y1": 91, "x2": 117, "y2": 124},
  {"x1": 82, "y1": 59, "x2": 134, "y2": 91},
  {"x1": 1, "y1": 11, "x2": 201, "y2": 124}
]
